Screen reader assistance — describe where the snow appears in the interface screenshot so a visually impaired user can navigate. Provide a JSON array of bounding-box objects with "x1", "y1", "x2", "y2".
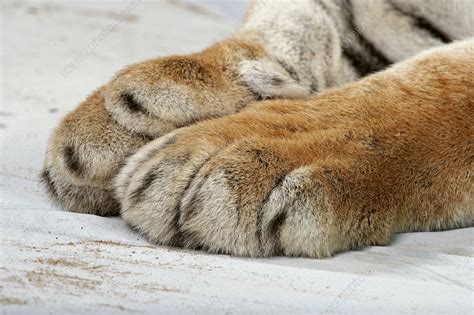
[{"x1": 1, "y1": 0, "x2": 473, "y2": 313}]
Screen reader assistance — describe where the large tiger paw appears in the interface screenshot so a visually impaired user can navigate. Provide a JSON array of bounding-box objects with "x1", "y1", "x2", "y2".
[
  {"x1": 103, "y1": 37, "x2": 310, "y2": 139},
  {"x1": 114, "y1": 104, "x2": 379, "y2": 258}
]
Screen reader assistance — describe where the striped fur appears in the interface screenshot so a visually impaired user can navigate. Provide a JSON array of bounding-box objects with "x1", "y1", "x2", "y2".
[
  {"x1": 117, "y1": 41, "x2": 474, "y2": 257},
  {"x1": 240, "y1": 0, "x2": 473, "y2": 93},
  {"x1": 43, "y1": 1, "x2": 473, "y2": 221}
]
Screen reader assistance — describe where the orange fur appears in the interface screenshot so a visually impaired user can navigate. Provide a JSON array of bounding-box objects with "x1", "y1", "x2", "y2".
[
  {"x1": 42, "y1": 37, "x2": 265, "y2": 215},
  {"x1": 116, "y1": 41, "x2": 473, "y2": 257}
]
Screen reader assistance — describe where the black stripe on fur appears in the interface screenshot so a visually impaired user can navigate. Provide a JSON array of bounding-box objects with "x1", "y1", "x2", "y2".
[
  {"x1": 390, "y1": 2, "x2": 451, "y2": 44},
  {"x1": 63, "y1": 146, "x2": 83, "y2": 176},
  {"x1": 341, "y1": 0, "x2": 390, "y2": 76},
  {"x1": 121, "y1": 93, "x2": 149, "y2": 115},
  {"x1": 40, "y1": 169, "x2": 59, "y2": 199}
]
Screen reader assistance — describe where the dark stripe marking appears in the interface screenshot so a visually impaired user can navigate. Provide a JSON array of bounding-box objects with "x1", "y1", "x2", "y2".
[
  {"x1": 171, "y1": 161, "x2": 206, "y2": 234},
  {"x1": 255, "y1": 175, "x2": 286, "y2": 252},
  {"x1": 129, "y1": 153, "x2": 191, "y2": 204},
  {"x1": 179, "y1": 172, "x2": 210, "y2": 225},
  {"x1": 276, "y1": 58, "x2": 300, "y2": 82},
  {"x1": 121, "y1": 93, "x2": 148, "y2": 114},
  {"x1": 128, "y1": 167, "x2": 162, "y2": 203},
  {"x1": 138, "y1": 132, "x2": 153, "y2": 142},
  {"x1": 181, "y1": 229, "x2": 205, "y2": 250},
  {"x1": 40, "y1": 169, "x2": 59, "y2": 199},
  {"x1": 178, "y1": 153, "x2": 218, "y2": 228},
  {"x1": 250, "y1": 89, "x2": 264, "y2": 101},
  {"x1": 264, "y1": 210, "x2": 287, "y2": 255},
  {"x1": 341, "y1": 0, "x2": 390, "y2": 76},
  {"x1": 390, "y1": 2, "x2": 451, "y2": 44},
  {"x1": 63, "y1": 146, "x2": 83, "y2": 176}
]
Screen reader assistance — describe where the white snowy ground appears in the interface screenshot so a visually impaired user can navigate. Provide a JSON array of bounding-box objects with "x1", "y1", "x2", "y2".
[{"x1": 0, "y1": 0, "x2": 473, "y2": 314}]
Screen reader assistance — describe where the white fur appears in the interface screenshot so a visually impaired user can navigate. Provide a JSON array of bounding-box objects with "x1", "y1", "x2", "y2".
[
  {"x1": 237, "y1": 0, "x2": 473, "y2": 94},
  {"x1": 239, "y1": 59, "x2": 311, "y2": 98},
  {"x1": 391, "y1": 0, "x2": 474, "y2": 40},
  {"x1": 240, "y1": 0, "x2": 352, "y2": 92}
]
